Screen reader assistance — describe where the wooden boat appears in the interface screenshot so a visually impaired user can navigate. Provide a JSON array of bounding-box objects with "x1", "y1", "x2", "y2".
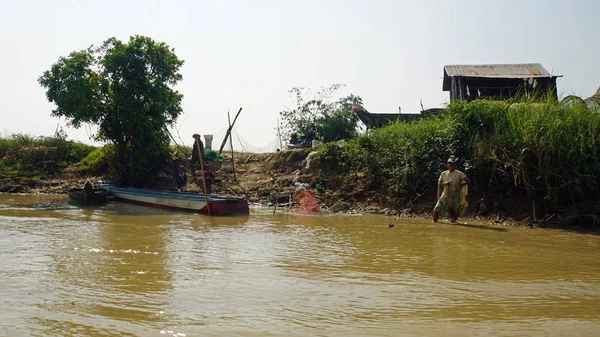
[
  {"x1": 67, "y1": 187, "x2": 110, "y2": 205},
  {"x1": 98, "y1": 181, "x2": 249, "y2": 216}
]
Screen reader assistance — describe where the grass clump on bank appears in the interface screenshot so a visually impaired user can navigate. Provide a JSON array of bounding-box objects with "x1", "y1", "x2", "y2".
[
  {"x1": 0, "y1": 133, "x2": 98, "y2": 183},
  {"x1": 316, "y1": 99, "x2": 600, "y2": 216}
]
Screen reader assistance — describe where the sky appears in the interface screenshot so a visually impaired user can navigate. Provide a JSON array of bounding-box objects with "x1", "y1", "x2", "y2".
[{"x1": 1, "y1": 0, "x2": 599, "y2": 151}]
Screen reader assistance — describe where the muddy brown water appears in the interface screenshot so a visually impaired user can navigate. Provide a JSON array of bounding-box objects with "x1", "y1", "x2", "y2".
[{"x1": 1, "y1": 194, "x2": 599, "y2": 337}]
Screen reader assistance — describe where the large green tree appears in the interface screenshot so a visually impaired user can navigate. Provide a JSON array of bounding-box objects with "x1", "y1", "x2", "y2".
[
  {"x1": 279, "y1": 85, "x2": 362, "y2": 143},
  {"x1": 38, "y1": 35, "x2": 184, "y2": 185}
]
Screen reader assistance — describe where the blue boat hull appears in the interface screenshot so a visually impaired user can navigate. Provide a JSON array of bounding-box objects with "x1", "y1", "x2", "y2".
[{"x1": 99, "y1": 182, "x2": 249, "y2": 216}]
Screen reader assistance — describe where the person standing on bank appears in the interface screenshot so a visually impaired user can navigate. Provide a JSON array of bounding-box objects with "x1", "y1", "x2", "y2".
[{"x1": 433, "y1": 158, "x2": 469, "y2": 223}]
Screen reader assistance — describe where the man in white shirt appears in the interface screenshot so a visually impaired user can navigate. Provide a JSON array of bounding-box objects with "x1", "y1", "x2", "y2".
[{"x1": 433, "y1": 158, "x2": 469, "y2": 223}]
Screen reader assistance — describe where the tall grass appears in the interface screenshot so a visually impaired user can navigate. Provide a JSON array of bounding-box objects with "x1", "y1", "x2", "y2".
[
  {"x1": 0, "y1": 133, "x2": 97, "y2": 179},
  {"x1": 317, "y1": 98, "x2": 600, "y2": 214},
  {"x1": 451, "y1": 99, "x2": 600, "y2": 211}
]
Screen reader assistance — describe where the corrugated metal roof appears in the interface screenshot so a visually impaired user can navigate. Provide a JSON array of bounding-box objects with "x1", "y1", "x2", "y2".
[
  {"x1": 443, "y1": 63, "x2": 561, "y2": 91},
  {"x1": 444, "y1": 63, "x2": 559, "y2": 78}
]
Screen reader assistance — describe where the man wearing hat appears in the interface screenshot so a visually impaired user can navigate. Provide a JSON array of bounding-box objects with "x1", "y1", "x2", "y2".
[
  {"x1": 191, "y1": 133, "x2": 205, "y2": 182},
  {"x1": 433, "y1": 157, "x2": 469, "y2": 223}
]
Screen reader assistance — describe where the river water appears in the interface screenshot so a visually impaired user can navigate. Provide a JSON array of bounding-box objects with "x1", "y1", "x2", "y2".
[{"x1": 1, "y1": 194, "x2": 599, "y2": 337}]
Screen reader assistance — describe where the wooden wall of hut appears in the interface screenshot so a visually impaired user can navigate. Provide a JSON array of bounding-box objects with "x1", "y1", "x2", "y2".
[{"x1": 450, "y1": 77, "x2": 558, "y2": 102}]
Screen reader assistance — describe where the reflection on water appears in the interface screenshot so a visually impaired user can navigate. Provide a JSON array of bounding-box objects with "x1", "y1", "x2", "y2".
[{"x1": 0, "y1": 194, "x2": 599, "y2": 336}]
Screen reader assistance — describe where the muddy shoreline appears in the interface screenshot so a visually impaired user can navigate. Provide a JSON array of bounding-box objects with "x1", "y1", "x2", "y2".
[{"x1": 2, "y1": 175, "x2": 597, "y2": 234}]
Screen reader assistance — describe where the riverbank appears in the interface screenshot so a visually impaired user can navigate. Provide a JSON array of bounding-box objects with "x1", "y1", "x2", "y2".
[
  {"x1": 2, "y1": 148, "x2": 597, "y2": 233},
  {"x1": 3, "y1": 99, "x2": 600, "y2": 231}
]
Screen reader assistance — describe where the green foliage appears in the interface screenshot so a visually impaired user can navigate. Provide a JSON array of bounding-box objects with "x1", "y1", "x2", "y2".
[
  {"x1": 316, "y1": 99, "x2": 600, "y2": 213},
  {"x1": 75, "y1": 145, "x2": 116, "y2": 175},
  {"x1": 448, "y1": 99, "x2": 600, "y2": 210},
  {"x1": 279, "y1": 85, "x2": 361, "y2": 143},
  {"x1": 38, "y1": 130, "x2": 96, "y2": 164},
  {"x1": 315, "y1": 109, "x2": 360, "y2": 142},
  {"x1": 38, "y1": 35, "x2": 184, "y2": 185},
  {"x1": 0, "y1": 134, "x2": 36, "y2": 157},
  {"x1": 0, "y1": 133, "x2": 97, "y2": 180},
  {"x1": 315, "y1": 142, "x2": 348, "y2": 172},
  {"x1": 286, "y1": 148, "x2": 313, "y2": 162},
  {"x1": 169, "y1": 145, "x2": 191, "y2": 161},
  {"x1": 331, "y1": 115, "x2": 460, "y2": 196}
]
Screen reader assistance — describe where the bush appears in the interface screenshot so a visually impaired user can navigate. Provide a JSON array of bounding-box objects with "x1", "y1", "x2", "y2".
[
  {"x1": 315, "y1": 109, "x2": 359, "y2": 142},
  {"x1": 75, "y1": 145, "x2": 115, "y2": 175}
]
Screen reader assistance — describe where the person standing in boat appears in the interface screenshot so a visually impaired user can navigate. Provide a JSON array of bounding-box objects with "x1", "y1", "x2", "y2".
[
  {"x1": 204, "y1": 171, "x2": 214, "y2": 194},
  {"x1": 191, "y1": 133, "x2": 215, "y2": 194},
  {"x1": 172, "y1": 158, "x2": 187, "y2": 190},
  {"x1": 433, "y1": 158, "x2": 469, "y2": 223},
  {"x1": 191, "y1": 134, "x2": 205, "y2": 180},
  {"x1": 191, "y1": 134, "x2": 205, "y2": 165}
]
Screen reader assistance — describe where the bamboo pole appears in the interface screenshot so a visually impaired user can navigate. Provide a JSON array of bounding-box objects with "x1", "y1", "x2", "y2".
[
  {"x1": 276, "y1": 118, "x2": 283, "y2": 150},
  {"x1": 193, "y1": 134, "x2": 211, "y2": 217},
  {"x1": 218, "y1": 107, "x2": 243, "y2": 158},
  {"x1": 228, "y1": 110, "x2": 237, "y2": 182}
]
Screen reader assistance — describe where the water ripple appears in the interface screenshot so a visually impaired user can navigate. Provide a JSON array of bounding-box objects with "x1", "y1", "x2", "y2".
[{"x1": 1, "y1": 195, "x2": 600, "y2": 336}]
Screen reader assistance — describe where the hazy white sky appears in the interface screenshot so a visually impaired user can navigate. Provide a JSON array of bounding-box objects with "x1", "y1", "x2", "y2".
[{"x1": 1, "y1": 0, "x2": 598, "y2": 149}]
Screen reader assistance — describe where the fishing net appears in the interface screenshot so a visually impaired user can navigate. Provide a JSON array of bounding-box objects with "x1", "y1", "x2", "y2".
[
  {"x1": 204, "y1": 149, "x2": 220, "y2": 162},
  {"x1": 295, "y1": 189, "x2": 320, "y2": 213}
]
